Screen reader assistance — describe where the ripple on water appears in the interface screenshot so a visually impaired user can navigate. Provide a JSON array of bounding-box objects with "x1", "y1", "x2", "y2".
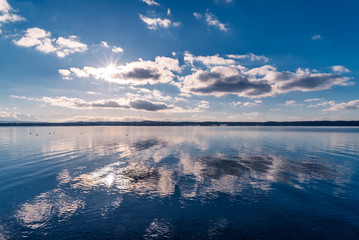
[{"x1": 0, "y1": 126, "x2": 359, "y2": 239}]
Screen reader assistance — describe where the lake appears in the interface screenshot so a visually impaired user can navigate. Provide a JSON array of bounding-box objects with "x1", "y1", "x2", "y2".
[{"x1": 0, "y1": 126, "x2": 359, "y2": 239}]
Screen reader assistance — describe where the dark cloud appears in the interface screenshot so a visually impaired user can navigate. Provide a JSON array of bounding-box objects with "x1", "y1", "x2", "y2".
[
  {"x1": 121, "y1": 68, "x2": 161, "y2": 80},
  {"x1": 130, "y1": 99, "x2": 172, "y2": 111},
  {"x1": 277, "y1": 73, "x2": 348, "y2": 92},
  {"x1": 191, "y1": 72, "x2": 272, "y2": 96},
  {"x1": 91, "y1": 100, "x2": 129, "y2": 109}
]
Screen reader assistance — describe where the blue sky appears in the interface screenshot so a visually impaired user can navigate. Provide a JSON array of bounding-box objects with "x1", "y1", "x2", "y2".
[{"x1": 0, "y1": 0, "x2": 358, "y2": 122}]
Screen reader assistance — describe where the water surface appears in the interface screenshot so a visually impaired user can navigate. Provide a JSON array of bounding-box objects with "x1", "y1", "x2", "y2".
[{"x1": 0, "y1": 126, "x2": 359, "y2": 239}]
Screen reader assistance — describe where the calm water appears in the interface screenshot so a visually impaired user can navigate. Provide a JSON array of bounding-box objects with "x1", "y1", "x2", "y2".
[{"x1": 0, "y1": 126, "x2": 359, "y2": 239}]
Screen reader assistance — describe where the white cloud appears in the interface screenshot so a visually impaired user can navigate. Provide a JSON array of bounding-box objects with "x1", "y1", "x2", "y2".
[
  {"x1": 198, "y1": 100, "x2": 210, "y2": 109},
  {"x1": 311, "y1": 34, "x2": 322, "y2": 40},
  {"x1": 13, "y1": 28, "x2": 87, "y2": 57},
  {"x1": 13, "y1": 28, "x2": 50, "y2": 47},
  {"x1": 101, "y1": 41, "x2": 109, "y2": 48},
  {"x1": 227, "y1": 53, "x2": 268, "y2": 63},
  {"x1": 204, "y1": 11, "x2": 229, "y2": 32},
  {"x1": 0, "y1": 0, "x2": 25, "y2": 23},
  {"x1": 193, "y1": 12, "x2": 202, "y2": 19},
  {"x1": 243, "y1": 100, "x2": 262, "y2": 107},
  {"x1": 179, "y1": 65, "x2": 272, "y2": 98},
  {"x1": 324, "y1": 100, "x2": 359, "y2": 111},
  {"x1": 11, "y1": 95, "x2": 173, "y2": 112},
  {"x1": 60, "y1": 56, "x2": 180, "y2": 85},
  {"x1": 270, "y1": 68, "x2": 351, "y2": 94},
  {"x1": 60, "y1": 52, "x2": 352, "y2": 99},
  {"x1": 180, "y1": 57, "x2": 351, "y2": 98},
  {"x1": 139, "y1": 14, "x2": 172, "y2": 30},
  {"x1": 184, "y1": 52, "x2": 235, "y2": 66},
  {"x1": 69, "y1": 67, "x2": 90, "y2": 78},
  {"x1": 285, "y1": 100, "x2": 298, "y2": 106},
  {"x1": 0, "y1": 0, "x2": 11, "y2": 12},
  {"x1": 307, "y1": 100, "x2": 336, "y2": 108},
  {"x1": 112, "y1": 45, "x2": 124, "y2": 53},
  {"x1": 173, "y1": 21, "x2": 181, "y2": 27},
  {"x1": 304, "y1": 98, "x2": 323, "y2": 102},
  {"x1": 58, "y1": 69, "x2": 71, "y2": 77},
  {"x1": 55, "y1": 36, "x2": 87, "y2": 57},
  {"x1": 331, "y1": 65, "x2": 350, "y2": 73},
  {"x1": 100, "y1": 41, "x2": 123, "y2": 53},
  {"x1": 167, "y1": 8, "x2": 171, "y2": 16},
  {"x1": 141, "y1": 0, "x2": 160, "y2": 6},
  {"x1": 0, "y1": 110, "x2": 39, "y2": 122}
]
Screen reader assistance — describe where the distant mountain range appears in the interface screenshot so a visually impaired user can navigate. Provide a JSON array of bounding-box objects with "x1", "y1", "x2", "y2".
[{"x1": 0, "y1": 121, "x2": 359, "y2": 126}]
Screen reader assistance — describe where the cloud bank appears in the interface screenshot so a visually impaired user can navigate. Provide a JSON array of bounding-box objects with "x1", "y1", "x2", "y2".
[
  {"x1": 12, "y1": 95, "x2": 173, "y2": 112},
  {"x1": 59, "y1": 52, "x2": 352, "y2": 99}
]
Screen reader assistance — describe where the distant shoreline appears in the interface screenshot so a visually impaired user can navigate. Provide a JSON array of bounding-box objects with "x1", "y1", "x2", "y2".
[{"x1": 1, "y1": 121, "x2": 359, "y2": 127}]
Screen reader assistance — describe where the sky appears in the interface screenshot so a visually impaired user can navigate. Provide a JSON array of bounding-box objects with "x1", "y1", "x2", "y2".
[{"x1": 0, "y1": 0, "x2": 359, "y2": 122}]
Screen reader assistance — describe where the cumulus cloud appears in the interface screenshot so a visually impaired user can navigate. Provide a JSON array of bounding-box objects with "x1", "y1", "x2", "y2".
[
  {"x1": 271, "y1": 68, "x2": 351, "y2": 93},
  {"x1": 324, "y1": 100, "x2": 359, "y2": 111},
  {"x1": 184, "y1": 52, "x2": 235, "y2": 66},
  {"x1": 13, "y1": 28, "x2": 87, "y2": 57},
  {"x1": 204, "y1": 11, "x2": 229, "y2": 32},
  {"x1": 55, "y1": 36, "x2": 88, "y2": 57},
  {"x1": 58, "y1": 69, "x2": 71, "y2": 79},
  {"x1": 139, "y1": 14, "x2": 178, "y2": 30},
  {"x1": 180, "y1": 66, "x2": 272, "y2": 97},
  {"x1": 130, "y1": 99, "x2": 171, "y2": 111},
  {"x1": 60, "y1": 52, "x2": 352, "y2": 99},
  {"x1": 60, "y1": 56, "x2": 180, "y2": 85},
  {"x1": 179, "y1": 55, "x2": 351, "y2": 98},
  {"x1": 11, "y1": 95, "x2": 173, "y2": 112},
  {"x1": 0, "y1": 0, "x2": 24, "y2": 23},
  {"x1": 141, "y1": 0, "x2": 160, "y2": 6}
]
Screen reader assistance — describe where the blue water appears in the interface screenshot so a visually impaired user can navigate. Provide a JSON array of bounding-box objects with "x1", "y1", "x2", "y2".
[{"x1": 0, "y1": 126, "x2": 359, "y2": 239}]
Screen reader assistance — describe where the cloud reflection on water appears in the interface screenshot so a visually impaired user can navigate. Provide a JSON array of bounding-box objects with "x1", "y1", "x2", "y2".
[
  {"x1": 13, "y1": 132, "x2": 351, "y2": 233},
  {"x1": 16, "y1": 188, "x2": 84, "y2": 230}
]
